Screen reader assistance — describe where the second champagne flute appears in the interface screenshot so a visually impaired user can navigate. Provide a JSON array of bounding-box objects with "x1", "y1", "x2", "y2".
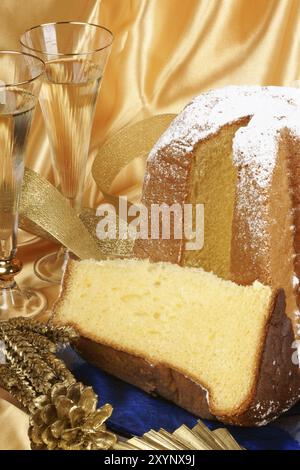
[{"x1": 20, "y1": 21, "x2": 113, "y2": 283}]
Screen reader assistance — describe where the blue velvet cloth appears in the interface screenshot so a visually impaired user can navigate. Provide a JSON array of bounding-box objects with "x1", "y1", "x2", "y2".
[{"x1": 60, "y1": 347, "x2": 300, "y2": 450}]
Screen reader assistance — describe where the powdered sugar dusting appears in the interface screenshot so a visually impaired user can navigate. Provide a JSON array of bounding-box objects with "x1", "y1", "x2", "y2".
[
  {"x1": 233, "y1": 107, "x2": 300, "y2": 188},
  {"x1": 149, "y1": 85, "x2": 300, "y2": 268},
  {"x1": 148, "y1": 86, "x2": 300, "y2": 162},
  {"x1": 148, "y1": 86, "x2": 300, "y2": 265},
  {"x1": 232, "y1": 104, "x2": 300, "y2": 270},
  {"x1": 147, "y1": 87, "x2": 300, "y2": 258}
]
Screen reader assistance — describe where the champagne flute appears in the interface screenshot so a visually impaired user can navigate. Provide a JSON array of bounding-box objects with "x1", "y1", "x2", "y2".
[
  {"x1": 20, "y1": 22, "x2": 113, "y2": 283},
  {"x1": 0, "y1": 51, "x2": 46, "y2": 320}
]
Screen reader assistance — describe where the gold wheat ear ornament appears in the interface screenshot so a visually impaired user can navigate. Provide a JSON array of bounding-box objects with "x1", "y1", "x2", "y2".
[{"x1": 0, "y1": 318, "x2": 116, "y2": 450}]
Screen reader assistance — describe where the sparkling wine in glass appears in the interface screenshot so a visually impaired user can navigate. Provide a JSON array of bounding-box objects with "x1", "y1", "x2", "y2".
[
  {"x1": 20, "y1": 22, "x2": 113, "y2": 283},
  {"x1": 0, "y1": 51, "x2": 46, "y2": 320}
]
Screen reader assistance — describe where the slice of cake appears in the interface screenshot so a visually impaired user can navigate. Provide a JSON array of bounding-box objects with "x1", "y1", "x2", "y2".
[
  {"x1": 133, "y1": 86, "x2": 300, "y2": 337},
  {"x1": 54, "y1": 258, "x2": 300, "y2": 426}
]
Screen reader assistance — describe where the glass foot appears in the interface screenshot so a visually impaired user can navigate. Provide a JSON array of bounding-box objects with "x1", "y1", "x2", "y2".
[
  {"x1": 0, "y1": 283, "x2": 47, "y2": 321},
  {"x1": 34, "y1": 249, "x2": 68, "y2": 285},
  {"x1": 18, "y1": 229, "x2": 39, "y2": 247}
]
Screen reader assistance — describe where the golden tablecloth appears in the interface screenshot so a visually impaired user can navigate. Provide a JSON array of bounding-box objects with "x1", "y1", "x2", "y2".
[{"x1": 1, "y1": 0, "x2": 300, "y2": 450}]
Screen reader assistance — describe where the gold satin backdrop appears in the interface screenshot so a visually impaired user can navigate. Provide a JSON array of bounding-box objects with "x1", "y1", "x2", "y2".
[{"x1": 1, "y1": 0, "x2": 300, "y2": 450}]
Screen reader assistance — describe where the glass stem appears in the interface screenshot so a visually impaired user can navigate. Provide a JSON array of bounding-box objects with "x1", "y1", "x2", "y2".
[
  {"x1": 0, "y1": 213, "x2": 20, "y2": 288},
  {"x1": 0, "y1": 155, "x2": 23, "y2": 287},
  {"x1": 0, "y1": 277, "x2": 16, "y2": 290}
]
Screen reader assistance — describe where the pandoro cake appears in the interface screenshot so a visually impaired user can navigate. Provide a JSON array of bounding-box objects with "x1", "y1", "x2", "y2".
[
  {"x1": 54, "y1": 258, "x2": 300, "y2": 426},
  {"x1": 134, "y1": 86, "x2": 300, "y2": 337}
]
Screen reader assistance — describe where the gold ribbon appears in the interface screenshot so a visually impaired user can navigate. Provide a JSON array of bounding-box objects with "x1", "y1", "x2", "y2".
[
  {"x1": 92, "y1": 114, "x2": 176, "y2": 205},
  {"x1": 19, "y1": 114, "x2": 176, "y2": 260}
]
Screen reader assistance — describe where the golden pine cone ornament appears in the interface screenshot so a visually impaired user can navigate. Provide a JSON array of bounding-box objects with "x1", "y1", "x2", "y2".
[
  {"x1": 29, "y1": 382, "x2": 116, "y2": 450},
  {"x1": 0, "y1": 318, "x2": 117, "y2": 450}
]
